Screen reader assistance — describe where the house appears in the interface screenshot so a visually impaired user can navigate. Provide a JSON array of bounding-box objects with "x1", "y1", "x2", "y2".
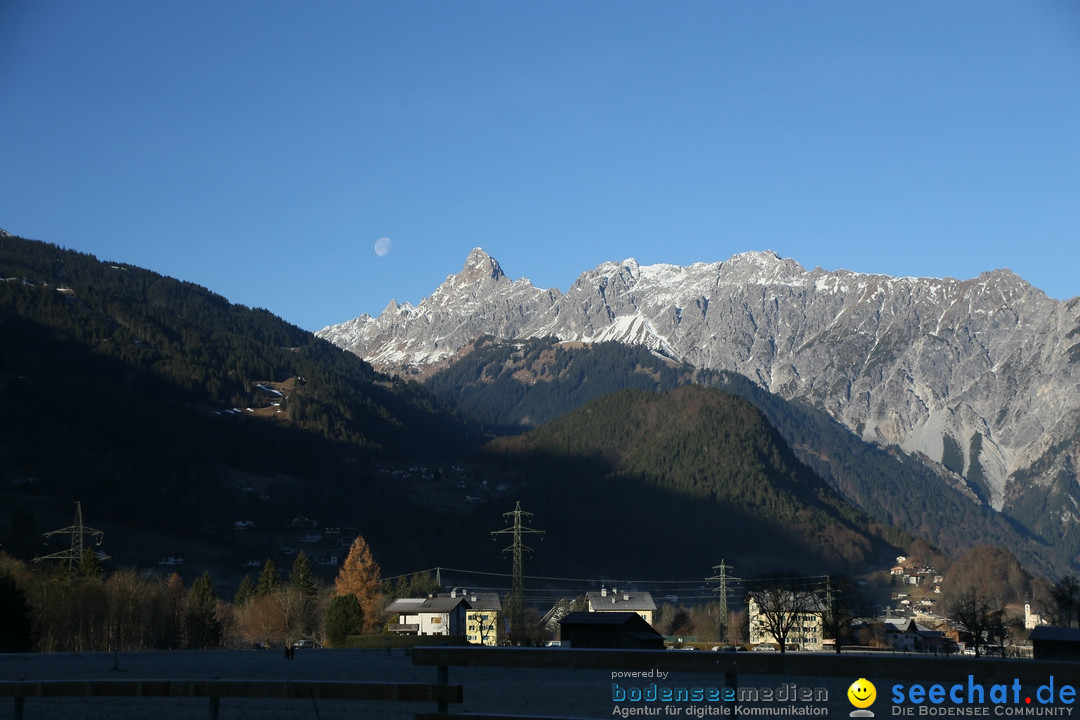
[
  {"x1": 384, "y1": 596, "x2": 470, "y2": 637},
  {"x1": 883, "y1": 619, "x2": 958, "y2": 654},
  {"x1": 559, "y1": 611, "x2": 665, "y2": 650},
  {"x1": 585, "y1": 587, "x2": 656, "y2": 626},
  {"x1": 440, "y1": 588, "x2": 502, "y2": 646},
  {"x1": 747, "y1": 594, "x2": 824, "y2": 650},
  {"x1": 1030, "y1": 626, "x2": 1080, "y2": 661}
]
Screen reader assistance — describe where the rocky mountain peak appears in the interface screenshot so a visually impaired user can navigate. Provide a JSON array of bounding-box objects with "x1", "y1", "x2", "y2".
[
  {"x1": 317, "y1": 248, "x2": 1080, "y2": 552},
  {"x1": 719, "y1": 249, "x2": 804, "y2": 284},
  {"x1": 460, "y1": 247, "x2": 505, "y2": 283}
]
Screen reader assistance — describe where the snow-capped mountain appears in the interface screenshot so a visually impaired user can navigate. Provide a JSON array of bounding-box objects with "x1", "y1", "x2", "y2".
[{"x1": 319, "y1": 248, "x2": 1080, "y2": 551}]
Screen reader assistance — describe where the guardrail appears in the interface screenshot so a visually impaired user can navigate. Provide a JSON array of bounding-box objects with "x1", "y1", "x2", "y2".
[
  {"x1": 409, "y1": 646, "x2": 1080, "y2": 720},
  {"x1": 5, "y1": 649, "x2": 1075, "y2": 720},
  {"x1": 0, "y1": 678, "x2": 463, "y2": 720}
]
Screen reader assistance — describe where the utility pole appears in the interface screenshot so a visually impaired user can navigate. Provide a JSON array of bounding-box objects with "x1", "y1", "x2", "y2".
[
  {"x1": 707, "y1": 559, "x2": 734, "y2": 625},
  {"x1": 492, "y1": 501, "x2": 544, "y2": 644},
  {"x1": 33, "y1": 501, "x2": 107, "y2": 573}
]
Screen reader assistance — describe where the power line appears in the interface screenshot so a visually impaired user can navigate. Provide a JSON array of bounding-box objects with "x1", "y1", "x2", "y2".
[
  {"x1": 0, "y1": 503, "x2": 81, "y2": 545},
  {"x1": 386, "y1": 565, "x2": 830, "y2": 606},
  {"x1": 420, "y1": 565, "x2": 752, "y2": 586}
]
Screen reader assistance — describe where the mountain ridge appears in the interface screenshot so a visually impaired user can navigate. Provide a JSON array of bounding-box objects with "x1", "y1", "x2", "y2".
[
  {"x1": 320, "y1": 248, "x2": 1080, "y2": 570},
  {"x1": 421, "y1": 335, "x2": 1051, "y2": 574},
  {"x1": 1, "y1": 233, "x2": 912, "y2": 582}
]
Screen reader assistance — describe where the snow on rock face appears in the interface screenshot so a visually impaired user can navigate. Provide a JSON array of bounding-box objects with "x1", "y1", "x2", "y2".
[
  {"x1": 319, "y1": 248, "x2": 560, "y2": 370},
  {"x1": 317, "y1": 248, "x2": 1080, "y2": 519}
]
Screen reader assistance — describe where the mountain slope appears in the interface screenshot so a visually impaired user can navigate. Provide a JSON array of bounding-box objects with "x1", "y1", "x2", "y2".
[
  {"x1": 0, "y1": 233, "x2": 894, "y2": 584},
  {"x1": 0, "y1": 235, "x2": 476, "y2": 454},
  {"x1": 423, "y1": 336, "x2": 1055, "y2": 575},
  {"x1": 479, "y1": 384, "x2": 902, "y2": 577},
  {"x1": 320, "y1": 248, "x2": 1080, "y2": 572},
  {"x1": 0, "y1": 235, "x2": 485, "y2": 559}
]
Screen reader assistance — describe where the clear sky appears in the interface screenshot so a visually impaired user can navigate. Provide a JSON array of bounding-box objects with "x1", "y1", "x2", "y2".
[{"x1": 2, "y1": 2, "x2": 1078, "y2": 332}]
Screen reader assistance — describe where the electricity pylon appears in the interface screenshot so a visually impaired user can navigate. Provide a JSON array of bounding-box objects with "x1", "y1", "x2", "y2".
[
  {"x1": 492, "y1": 501, "x2": 544, "y2": 644},
  {"x1": 707, "y1": 559, "x2": 734, "y2": 624},
  {"x1": 33, "y1": 501, "x2": 107, "y2": 572}
]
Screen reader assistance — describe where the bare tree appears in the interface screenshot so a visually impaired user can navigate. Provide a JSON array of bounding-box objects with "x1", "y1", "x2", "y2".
[
  {"x1": 821, "y1": 575, "x2": 870, "y2": 654},
  {"x1": 1048, "y1": 575, "x2": 1080, "y2": 627},
  {"x1": 726, "y1": 609, "x2": 748, "y2": 646},
  {"x1": 948, "y1": 586, "x2": 1003, "y2": 657},
  {"x1": 745, "y1": 575, "x2": 818, "y2": 653}
]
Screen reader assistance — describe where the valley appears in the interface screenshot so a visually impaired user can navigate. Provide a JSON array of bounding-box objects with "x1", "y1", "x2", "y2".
[{"x1": 0, "y1": 233, "x2": 1074, "y2": 603}]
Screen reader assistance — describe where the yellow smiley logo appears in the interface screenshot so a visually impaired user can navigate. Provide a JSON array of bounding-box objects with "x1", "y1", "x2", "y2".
[{"x1": 847, "y1": 678, "x2": 876, "y2": 709}]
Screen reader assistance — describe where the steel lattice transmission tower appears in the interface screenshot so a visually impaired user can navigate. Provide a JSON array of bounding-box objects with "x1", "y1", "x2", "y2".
[
  {"x1": 33, "y1": 501, "x2": 107, "y2": 572},
  {"x1": 707, "y1": 559, "x2": 734, "y2": 625},
  {"x1": 491, "y1": 501, "x2": 544, "y2": 644}
]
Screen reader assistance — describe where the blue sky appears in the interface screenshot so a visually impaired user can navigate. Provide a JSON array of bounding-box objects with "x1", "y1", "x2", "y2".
[{"x1": 2, "y1": 2, "x2": 1078, "y2": 332}]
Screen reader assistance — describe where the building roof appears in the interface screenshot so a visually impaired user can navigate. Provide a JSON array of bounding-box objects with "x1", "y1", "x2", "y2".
[
  {"x1": 561, "y1": 611, "x2": 655, "y2": 628},
  {"x1": 385, "y1": 596, "x2": 470, "y2": 614},
  {"x1": 884, "y1": 619, "x2": 935, "y2": 634},
  {"x1": 440, "y1": 590, "x2": 502, "y2": 611},
  {"x1": 586, "y1": 589, "x2": 656, "y2": 612},
  {"x1": 1030, "y1": 626, "x2": 1080, "y2": 643}
]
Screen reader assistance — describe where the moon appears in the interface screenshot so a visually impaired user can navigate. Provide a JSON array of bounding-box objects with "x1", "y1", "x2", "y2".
[{"x1": 374, "y1": 237, "x2": 392, "y2": 257}]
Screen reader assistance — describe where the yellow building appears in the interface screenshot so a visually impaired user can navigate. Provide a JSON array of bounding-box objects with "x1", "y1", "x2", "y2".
[{"x1": 443, "y1": 589, "x2": 502, "y2": 646}]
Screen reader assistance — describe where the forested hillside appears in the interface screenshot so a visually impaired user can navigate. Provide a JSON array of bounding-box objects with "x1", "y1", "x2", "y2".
[
  {"x1": 423, "y1": 335, "x2": 699, "y2": 431},
  {"x1": 425, "y1": 337, "x2": 1058, "y2": 577},
  {"x1": 479, "y1": 385, "x2": 904, "y2": 577},
  {"x1": 0, "y1": 235, "x2": 480, "y2": 547}
]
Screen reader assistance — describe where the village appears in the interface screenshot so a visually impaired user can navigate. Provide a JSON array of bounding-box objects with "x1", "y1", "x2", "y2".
[
  {"x1": 203, "y1": 489, "x2": 1067, "y2": 661},
  {"x1": 377, "y1": 553, "x2": 1068, "y2": 661}
]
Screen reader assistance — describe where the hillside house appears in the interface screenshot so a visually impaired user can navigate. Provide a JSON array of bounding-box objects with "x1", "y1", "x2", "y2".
[
  {"x1": 384, "y1": 596, "x2": 470, "y2": 637},
  {"x1": 585, "y1": 587, "x2": 656, "y2": 626},
  {"x1": 440, "y1": 588, "x2": 502, "y2": 646}
]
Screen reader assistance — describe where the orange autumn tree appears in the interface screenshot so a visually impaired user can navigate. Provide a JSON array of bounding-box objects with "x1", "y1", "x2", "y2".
[{"x1": 334, "y1": 534, "x2": 383, "y2": 633}]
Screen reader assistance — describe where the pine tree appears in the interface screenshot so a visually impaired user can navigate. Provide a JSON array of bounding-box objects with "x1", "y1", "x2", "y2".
[
  {"x1": 233, "y1": 574, "x2": 257, "y2": 605},
  {"x1": 184, "y1": 571, "x2": 222, "y2": 649},
  {"x1": 324, "y1": 594, "x2": 363, "y2": 647},
  {"x1": 257, "y1": 559, "x2": 280, "y2": 597},
  {"x1": 290, "y1": 551, "x2": 317, "y2": 597},
  {"x1": 77, "y1": 549, "x2": 102, "y2": 582},
  {"x1": 334, "y1": 535, "x2": 382, "y2": 633}
]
